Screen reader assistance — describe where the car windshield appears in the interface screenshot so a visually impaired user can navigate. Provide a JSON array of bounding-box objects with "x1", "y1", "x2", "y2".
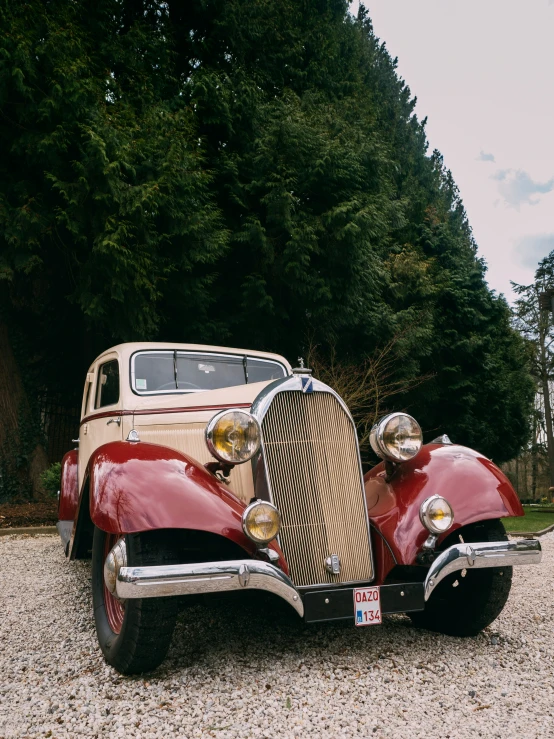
[{"x1": 132, "y1": 351, "x2": 287, "y2": 394}]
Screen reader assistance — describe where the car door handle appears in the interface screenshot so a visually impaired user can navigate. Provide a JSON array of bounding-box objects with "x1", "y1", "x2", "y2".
[{"x1": 107, "y1": 417, "x2": 121, "y2": 426}]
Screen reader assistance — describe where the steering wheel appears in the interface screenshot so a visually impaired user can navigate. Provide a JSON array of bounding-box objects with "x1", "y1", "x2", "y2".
[{"x1": 154, "y1": 381, "x2": 202, "y2": 390}]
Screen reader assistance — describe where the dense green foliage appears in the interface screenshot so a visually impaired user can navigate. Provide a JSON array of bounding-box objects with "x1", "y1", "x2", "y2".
[
  {"x1": 39, "y1": 462, "x2": 61, "y2": 498},
  {"x1": 0, "y1": 0, "x2": 533, "y2": 463},
  {"x1": 510, "y1": 252, "x2": 554, "y2": 487}
]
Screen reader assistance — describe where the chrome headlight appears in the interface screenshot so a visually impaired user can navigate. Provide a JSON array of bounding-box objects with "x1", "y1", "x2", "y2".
[
  {"x1": 206, "y1": 409, "x2": 261, "y2": 464},
  {"x1": 242, "y1": 501, "x2": 281, "y2": 545},
  {"x1": 420, "y1": 495, "x2": 454, "y2": 534},
  {"x1": 370, "y1": 412, "x2": 423, "y2": 462}
]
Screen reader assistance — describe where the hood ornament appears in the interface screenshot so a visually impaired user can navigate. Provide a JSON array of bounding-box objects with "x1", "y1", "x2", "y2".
[
  {"x1": 292, "y1": 357, "x2": 314, "y2": 392},
  {"x1": 292, "y1": 356, "x2": 313, "y2": 376}
]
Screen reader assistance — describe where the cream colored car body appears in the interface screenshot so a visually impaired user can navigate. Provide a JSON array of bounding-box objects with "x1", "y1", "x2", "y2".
[{"x1": 78, "y1": 342, "x2": 292, "y2": 500}]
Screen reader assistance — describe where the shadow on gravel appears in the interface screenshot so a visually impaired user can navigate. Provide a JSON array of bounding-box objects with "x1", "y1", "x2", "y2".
[
  {"x1": 153, "y1": 590, "x2": 487, "y2": 679},
  {"x1": 61, "y1": 557, "x2": 492, "y2": 681}
]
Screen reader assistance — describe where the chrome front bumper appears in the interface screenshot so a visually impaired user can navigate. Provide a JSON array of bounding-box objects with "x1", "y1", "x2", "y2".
[
  {"x1": 424, "y1": 538, "x2": 542, "y2": 600},
  {"x1": 116, "y1": 559, "x2": 305, "y2": 617},
  {"x1": 115, "y1": 538, "x2": 541, "y2": 620}
]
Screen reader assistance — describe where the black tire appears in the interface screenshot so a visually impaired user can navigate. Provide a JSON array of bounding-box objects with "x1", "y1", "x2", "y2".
[
  {"x1": 92, "y1": 527, "x2": 179, "y2": 675},
  {"x1": 409, "y1": 519, "x2": 512, "y2": 637}
]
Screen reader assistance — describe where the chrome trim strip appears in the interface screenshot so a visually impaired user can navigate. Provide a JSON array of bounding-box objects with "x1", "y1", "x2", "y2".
[
  {"x1": 116, "y1": 558, "x2": 304, "y2": 617},
  {"x1": 424, "y1": 539, "x2": 542, "y2": 601},
  {"x1": 250, "y1": 374, "x2": 375, "y2": 588},
  {"x1": 251, "y1": 374, "x2": 356, "y2": 421}
]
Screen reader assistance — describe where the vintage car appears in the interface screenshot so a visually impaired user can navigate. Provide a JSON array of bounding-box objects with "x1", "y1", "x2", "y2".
[{"x1": 58, "y1": 342, "x2": 541, "y2": 674}]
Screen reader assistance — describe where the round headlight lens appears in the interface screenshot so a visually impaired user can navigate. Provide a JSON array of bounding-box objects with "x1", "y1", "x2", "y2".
[
  {"x1": 242, "y1": 501, "x2": 281, "y2": 545},
  {"x1": 370, "y1": 412, "x2": 423, "y2": 462},
  {"x1": 420, "y1": 495, "x2": 454, "y2": 534},
  {"x1": 206, "y1": 409, "x2": 261, "y2": 464}
]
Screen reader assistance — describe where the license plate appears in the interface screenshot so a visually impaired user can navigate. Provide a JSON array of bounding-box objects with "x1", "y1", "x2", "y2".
[{"x1": 354, "y1": 586, "x2": 382, "y2": 626}]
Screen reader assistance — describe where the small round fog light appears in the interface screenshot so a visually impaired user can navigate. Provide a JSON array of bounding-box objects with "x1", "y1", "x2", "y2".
[
  {"x1": 242, "y1": 501, "x2": 281, "y2": 545},
  {"x1": 420, "y1": 495, "x2": 454, "y2": 534}
]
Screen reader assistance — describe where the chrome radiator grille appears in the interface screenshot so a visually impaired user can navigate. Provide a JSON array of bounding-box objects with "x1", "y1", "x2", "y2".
[{"x1": 261, "y1": 390, "x2": 373, "y2": 588}]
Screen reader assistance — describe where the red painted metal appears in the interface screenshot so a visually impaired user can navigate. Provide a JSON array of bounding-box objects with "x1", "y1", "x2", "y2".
[
  {"x1": 81, "y1": 441, "x2": 288, "y2": 574},
  {"x1": 103, "y1": 533, "x2": 125, "y2": 633},
  {"x1": 73, "y1": 435, "x2": 519, "y2": 589},
  {"x1": 80, "y1": 403, "x2": 252, "y2": 426},
  {"x1": 58, "y1": 450, "x2": 79, "y2": 521},
  {"x1": 369, "y1": 526, "x2": 396, "y2": 586},
  {"x1": 365, "y1": 443, "x2": 523, "y2": 582}
]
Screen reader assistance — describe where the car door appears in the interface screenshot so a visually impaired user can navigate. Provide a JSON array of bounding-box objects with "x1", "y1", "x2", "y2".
[{"x1": 78, "y1": 355, "x2": 123, "y2": 493}]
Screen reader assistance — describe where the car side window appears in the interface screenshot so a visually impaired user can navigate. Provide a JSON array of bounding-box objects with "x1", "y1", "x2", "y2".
[
  {"x1": 81, "y1": 381, "x2": 91, "y2": 418},
  {"x1": 95, "y1": 360, "x2": 120, "y2": 408},
  {"x1": 246, "y1": 357, "x2": 287, "y2": 383}
]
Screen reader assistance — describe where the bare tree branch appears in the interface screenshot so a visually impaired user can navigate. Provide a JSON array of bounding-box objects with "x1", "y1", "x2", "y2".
[{"x1": 307, "y1": 332, "x2": 433, "y2": 462}]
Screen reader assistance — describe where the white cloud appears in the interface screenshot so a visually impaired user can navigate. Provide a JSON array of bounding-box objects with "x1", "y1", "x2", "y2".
[
  {"x1": 477, "y1": 151, "x2": 495, "y2": 162},
  {"x1": 492, "y1": 169, "x2": 554, "y2": 209},
  {"x1": 360, "y1": 0, "x2": 554, "y2": 299},
  {"x1": 514, "y1": 233, "x2": 554, "y2": 269}
]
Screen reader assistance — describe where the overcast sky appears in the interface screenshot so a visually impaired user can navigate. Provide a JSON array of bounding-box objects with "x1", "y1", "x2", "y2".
[{"x1": 350, "y1": 0, "x2": 554, "y2": 301}]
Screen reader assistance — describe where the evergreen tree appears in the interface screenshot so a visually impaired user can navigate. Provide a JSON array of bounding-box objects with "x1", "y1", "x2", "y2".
[
  {"x1": 0, "y1": 0, "x2": 227, "y2": 365},
  {"x1": 0, "y1": 0, "x2": 535, "y2": 497},
  {"x1": 513, "y1": 253, "x2": 554, "y2": 487}
]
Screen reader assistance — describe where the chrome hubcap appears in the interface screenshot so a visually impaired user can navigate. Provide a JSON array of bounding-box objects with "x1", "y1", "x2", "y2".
[{"x1": 103, "y1": 538, "x2": 127, "y2": 595}]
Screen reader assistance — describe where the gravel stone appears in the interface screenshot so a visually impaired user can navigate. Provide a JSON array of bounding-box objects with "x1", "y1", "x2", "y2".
[{"x1": 1, "y1": 532, "x2": 554, "y2": 738}]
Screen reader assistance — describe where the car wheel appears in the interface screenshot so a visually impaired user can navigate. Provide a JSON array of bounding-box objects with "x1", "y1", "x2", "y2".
[
  {"x1": 92, "y1": 526, "x2": 178, "y2": 674},
  {"x1": 409, "y1": 519, "x2": 513, "y2": 637}
]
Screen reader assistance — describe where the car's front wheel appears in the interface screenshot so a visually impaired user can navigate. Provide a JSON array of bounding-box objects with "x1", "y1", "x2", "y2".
[
  {"x1": 409, "y1": 519, "x2": 513, "y2": 637},
  {"x1": 91, "y1": 527, "x2": 178, "y2": 674}
]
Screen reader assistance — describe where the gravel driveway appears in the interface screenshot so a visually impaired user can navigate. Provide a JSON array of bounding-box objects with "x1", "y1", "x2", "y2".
[{"x1": 1, "y1": 533, "x2": 553, "y2": 739}]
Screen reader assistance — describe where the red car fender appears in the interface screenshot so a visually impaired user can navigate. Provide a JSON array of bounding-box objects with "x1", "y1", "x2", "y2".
[
  {"x1": 59, "y1": 450, "x2": 79, "y2": 521},
  {"x1": 365, "y1": 443, "x2": 523, "y2": 582},
  {"x1": 74, "y1": 441, "x2": 287, "y2": 572}
]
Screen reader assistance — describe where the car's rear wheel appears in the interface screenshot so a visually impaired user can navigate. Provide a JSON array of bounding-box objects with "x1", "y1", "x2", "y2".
[
  {"x1": 92, "y1": 527, "x2": 178, "y2": 674},
  {"x1": 409, "y1": 519, "x2": 513, "y2": 637}
]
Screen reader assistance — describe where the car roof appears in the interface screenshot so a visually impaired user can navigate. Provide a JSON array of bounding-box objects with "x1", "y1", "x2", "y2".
[{"x1": 89, "y1": 342, "x2": 292, "y2": 373}]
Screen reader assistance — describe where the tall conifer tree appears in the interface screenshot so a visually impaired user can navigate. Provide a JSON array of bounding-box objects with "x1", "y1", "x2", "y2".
[{"x1": 0, "y1": 0, "x2": 534, "y2": 495}]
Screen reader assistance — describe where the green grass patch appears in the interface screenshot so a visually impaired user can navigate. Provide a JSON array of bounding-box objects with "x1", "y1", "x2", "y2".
[{"x1": 503, "y1": 505, "x2": 554, "y2": 533}]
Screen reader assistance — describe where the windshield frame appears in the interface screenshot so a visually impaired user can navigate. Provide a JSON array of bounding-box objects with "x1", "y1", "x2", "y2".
[{"x1": 129, "y1": 349, "x2": 288, "y2": 396}]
